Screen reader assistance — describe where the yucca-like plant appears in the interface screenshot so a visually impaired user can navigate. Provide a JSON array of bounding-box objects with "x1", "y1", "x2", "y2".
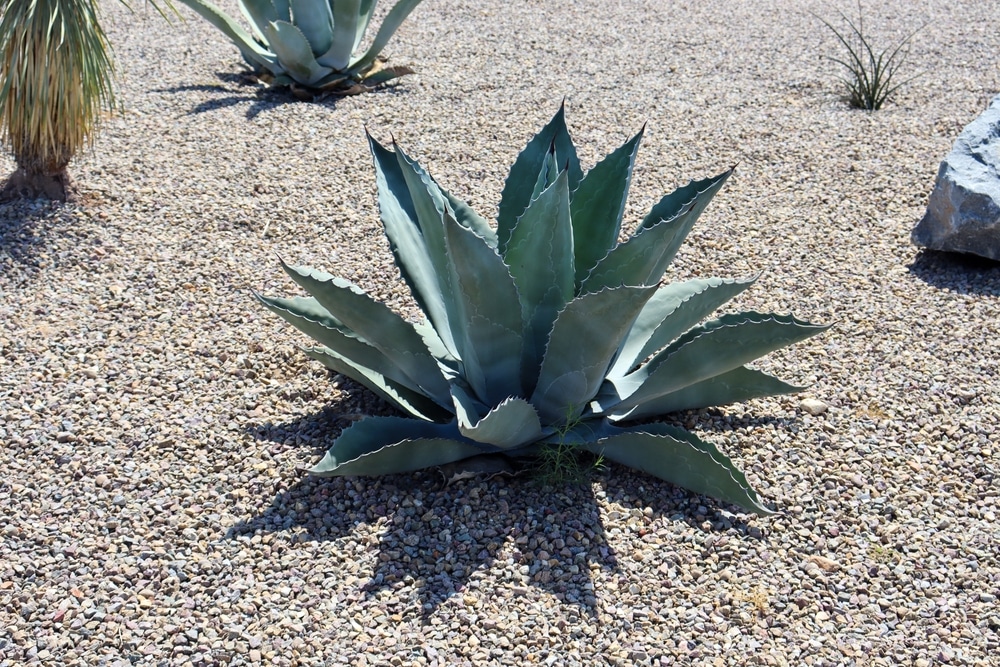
[
  {"x1": 0, "y1": 0, "x2": 174, "y2": 201},
  {"x1": 258, "y1": 107, "x2": 828, "y2": 513},
  {"x1": 176, "y1": 0, "x2": 423, "y2": 98}
]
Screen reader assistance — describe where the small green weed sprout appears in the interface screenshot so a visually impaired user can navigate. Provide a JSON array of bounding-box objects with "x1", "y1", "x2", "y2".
[
  {"x1": 533, "y1": 409, "x2": 605, "y2": 486},
  {"x1": 816, "y1": 2, "x2": 922, "y2": 110}
]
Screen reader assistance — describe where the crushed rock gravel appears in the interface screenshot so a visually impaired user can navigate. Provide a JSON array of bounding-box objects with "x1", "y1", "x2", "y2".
[{"x1": 2, "y1": 0, "x2": 999, "y2": 665}]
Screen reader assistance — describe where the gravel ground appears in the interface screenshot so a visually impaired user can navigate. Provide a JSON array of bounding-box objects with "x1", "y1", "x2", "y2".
[{"x1": 2, "y1": 0, "x2": 1000, "y2": 665}]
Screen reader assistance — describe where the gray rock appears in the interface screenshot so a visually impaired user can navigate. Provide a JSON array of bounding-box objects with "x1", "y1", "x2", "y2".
[{"x1": 912, "y1": 94, "x2": 1000, "y2": 260}]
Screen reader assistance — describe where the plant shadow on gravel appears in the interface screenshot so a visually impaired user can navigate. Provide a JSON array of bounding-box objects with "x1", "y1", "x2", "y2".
[
  {"x1": 0, "y1": 199, "x2": 76, "y2": 276},
  {"x1": 908, "y1": 249, "x2": 1000, "y2": 296},
  {"x1": 235, "y1": 393, "x2": 766, "y2": 616},
  {"x1": 155, "y1": 70, "x2": 411, "y2": 119}
]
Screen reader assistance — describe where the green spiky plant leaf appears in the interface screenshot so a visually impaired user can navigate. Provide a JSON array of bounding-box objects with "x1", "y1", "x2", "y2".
[
  {"x1": 175, "y1": 0, "x2": 423, "y2": 98},
  {"x1": 258, "y1": 106, "x2": 830, "y2": 514}
]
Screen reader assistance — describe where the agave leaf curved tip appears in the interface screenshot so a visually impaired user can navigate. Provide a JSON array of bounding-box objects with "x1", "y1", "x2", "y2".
[
  {"x1": 573, "y1": 421, "x2": 775, "y2": 515},
  {"x1": 310, "y1": 416, "x2": 495, "y2": 476}
]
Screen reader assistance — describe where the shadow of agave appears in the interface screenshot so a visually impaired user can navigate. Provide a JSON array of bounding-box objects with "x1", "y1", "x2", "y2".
[
  {"x1": 152, "y1": 71, "x2": 294, "y2": 119},
  {"x1": 908, "y1": 249, "x2": 1000, "y2": 296},
  {"x1": 154, "y1": 69, "x2": 411, "y2": 118},
  {"x1": 233, "y1": 414, "x2": 618, "y2": 617},
  {"x1": 235, "y1": 375, "x2": 782, "y2": 614},
  {"x1": 359, "y1": 475, "x2": 616, "y2": 619},
  {"x1": 236, "y1": 410, "x2": 774, "y2": 617}
]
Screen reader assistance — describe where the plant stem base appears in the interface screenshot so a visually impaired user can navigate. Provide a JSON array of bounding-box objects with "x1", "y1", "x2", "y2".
[{"x1": 0, "y1": 168, "x2": 79, "y2": 203}]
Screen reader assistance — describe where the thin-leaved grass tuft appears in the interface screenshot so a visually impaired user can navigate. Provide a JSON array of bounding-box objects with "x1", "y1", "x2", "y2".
[{"x1": 815, "y1": 2, "x2": 923, "y2": 110}]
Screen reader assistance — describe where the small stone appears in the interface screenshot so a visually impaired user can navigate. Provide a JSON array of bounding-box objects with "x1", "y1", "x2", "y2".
[
  {"x1": 799, "y1": 398, "x2": 828, "y2": 416},
  {"x1": 806, "y1": 555, "x2": 841, "y2": 572},
  {"x1": 953, "y1": 388, "x2": 977, "y2": 403}
]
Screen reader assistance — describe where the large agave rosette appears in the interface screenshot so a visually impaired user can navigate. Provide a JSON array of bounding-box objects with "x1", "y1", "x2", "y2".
[{"x1": 258, "y1": 106, "x2": 828, "y2": 512}]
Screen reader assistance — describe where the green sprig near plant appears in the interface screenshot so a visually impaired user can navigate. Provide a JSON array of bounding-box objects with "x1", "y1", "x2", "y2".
[
  {"x1": 257, "y1": 105, "x2": 829, "y2": 514},
  {"x1": 815, "y1": 2, "x2": 923, "y2": 111},
  {"x1": 531, "y1": 407, "x2": 605, "y2": 487}
]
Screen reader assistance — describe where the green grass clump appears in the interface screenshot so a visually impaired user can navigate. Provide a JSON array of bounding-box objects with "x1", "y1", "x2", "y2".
[{"x1": 816, "y1": 2, "x2": 922, "y2": 110}]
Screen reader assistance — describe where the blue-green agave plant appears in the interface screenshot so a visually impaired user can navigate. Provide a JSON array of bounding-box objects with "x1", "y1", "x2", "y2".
[
  {"x1": 257, "y1": 106, "x2": 829, "y2": 513},
  {"x1": 176, "y1": 0, "x2": 422, "y2": 96}
]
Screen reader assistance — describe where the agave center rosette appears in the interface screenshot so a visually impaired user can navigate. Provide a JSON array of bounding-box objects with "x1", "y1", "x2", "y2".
[{"x1": 258, "y1": 105, "x2": 828, "y2": 513}]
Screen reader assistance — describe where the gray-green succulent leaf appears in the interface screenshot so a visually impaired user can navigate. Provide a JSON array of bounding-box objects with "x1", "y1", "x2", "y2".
[
  {"x1": 310, "y1": 417, "x2": 496, "y2": 476},
  {"x1": 176, "y1": 0, "x2": 422, "y2": 93},
  {"x1": 260, "y1": 107, "x2": 829, "y2": 513},
  {"x1": 569, "y1": 420, "x2": 775, "y2": 515}
]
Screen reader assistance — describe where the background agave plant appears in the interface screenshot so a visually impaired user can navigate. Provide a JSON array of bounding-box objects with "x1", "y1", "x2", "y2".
[
  {"x1": 176, "y1": 0, "x2": 423, "y2": 98},
  {"x1": 258, "y1": 106, "x2": 828, "y2": 513}
]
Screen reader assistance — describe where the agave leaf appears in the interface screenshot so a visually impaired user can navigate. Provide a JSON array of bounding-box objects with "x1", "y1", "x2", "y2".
[
  {"x1": 580, "y1": 206, "x2": 701, "y2": 292},
  {"x1": 569, "y1": 128, "x2": 644, "y2": 286},
  {"x1": 388, "y1": 143, "x2": 495, "y2": 245},
  {"x1": 441, "y1": 189, "x2": 497, "y2": 246},
  {"x1": 531, "y1": 285, "x2": 658, "y2": 423},
  {"x1": 174, "y1": 0, "x2": 283, "y2": 73},
  {"x1": 639, "y1": 168, "x2": 733, "y2": 232},
  {"x1": 311, "y1": 71, "x2": 352, "y2": 90},
  {"x1": 391, "y1": 143, "x2": 468, "y2": 354},
  {"x1": 605, "y1": 366, "x2": 803, "y2": 422},
  {"x1": 368, "y1": 133, "x2": 459, "y2": 358},
  {"x1": 255, "y1": 291, "x2": 441, "y2": 398},
  {"x1": 441, "y1": 208, "x2": 525, "y2": 405},
  {"x1": 303, "y1": 346, "x2": 451, "y2": 421},
  {"x1": 281, "y1": 262, "x2": 453, "y2": 405},
  {"x1": 311, "y1": 416, "x2": 495, "y2": 476},
  {"x1": 453, "y1": 390, "x2": 547, "y2": 449},
  {"x1": 608, "y1": 277, "x2": 756, "y2": 378},
  {"x1": 609, "y1": 312, "x2": 830, "y2": 411},
  {"x1": 530, "y1": 145, "x2": 561, "y2": 201},
  {"x1": 239, "y1": 0, "x2": 281, "y2": 42},
  {"x1": 444, "y1": 212, "x2": 524, "y2": 405},
  {"x1": 349, "y1": 0, "x2": 424, "y2": 73},
  {"x1": 289, "y1": 0, "x2": 335, "y2": 57},
  {"x1": 504, "y1": 169, "x2": 575, "y2": 386},
  {"x1": 412, "y1": 319, "x2": 457, "y2": 365},
  {"x1": 269, "y1": 74, "x2": 296, "y2": 86},
  {"x1": 570, "y1": 421, "x2": 774, "y2": 514},
  {"x1": 273, "y1": 0, "x2": 291, "y2": 20},
  {"x1": 497, "y1": 103, "x2": 583, "y2": 253},
  {"x1": 265, "y1": 21, "x2": 333, "y2": 85},
  {"x1": 317, "y1": 0, "x2": 361, "y2": 69},
  {"x1": 354, "y1": 0, "x2": 378, "y2": 53}
]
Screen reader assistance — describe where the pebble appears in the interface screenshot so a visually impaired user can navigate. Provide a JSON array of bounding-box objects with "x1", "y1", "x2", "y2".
[
  {"x1": 799, "y1": 398, "x2": 829, "y2": 416},
  {"x1": 806, "y1": 555, "x2": 841, "y2": 572},
  {"x1": 1, "y1": 1, "x2": 999, "y2": 666}
]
